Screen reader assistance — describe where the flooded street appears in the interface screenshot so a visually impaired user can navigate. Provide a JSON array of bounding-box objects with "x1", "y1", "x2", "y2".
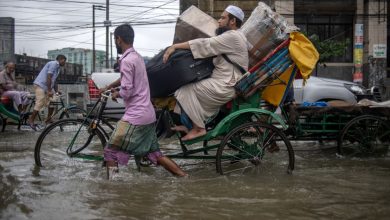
[{"x1": 1, "y1": 128, "x2": 390, "y2": 220}]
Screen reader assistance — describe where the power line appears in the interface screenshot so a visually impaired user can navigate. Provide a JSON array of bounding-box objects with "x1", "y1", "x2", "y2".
[
  {"x1": 113, "y1": 0, "x2": 177, "y2": 22},
  {"x1": 1, "y1": 0, "x2": 179, "y2": 57}
]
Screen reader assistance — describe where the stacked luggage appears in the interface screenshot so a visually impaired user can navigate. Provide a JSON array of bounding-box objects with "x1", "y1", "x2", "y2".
[{"x1": 146, "y1": 2, "x2": 306, "y2": 99}]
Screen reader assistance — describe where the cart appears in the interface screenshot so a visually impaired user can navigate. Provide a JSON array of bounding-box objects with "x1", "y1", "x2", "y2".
[
  {"x1": 161, "y1": 38, "x2": 297, "y2": 175},
  {"x1": 34, "y1": 37, "x2": 299, "y2": 176},
  {"x1": 0, "y1": 94, "x2": 86, "y2": 131},
  {"x1": 281, "y1": 103, "x2": 390, "y2": 157},
  {"x1": 37, "y1": 31, "x2": 388, "y2": 177}
]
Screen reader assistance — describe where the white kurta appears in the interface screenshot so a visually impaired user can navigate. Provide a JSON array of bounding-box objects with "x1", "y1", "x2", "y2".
[{"x1": 175, "y1": 30, "x2": 249, "y2": 128}]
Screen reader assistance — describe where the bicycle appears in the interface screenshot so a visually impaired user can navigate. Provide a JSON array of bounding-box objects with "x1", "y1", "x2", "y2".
[
  {"x1": 34, "y1": 85, "x2": 294, "y2": 176},
  {"x1": 33, "y1": 89, "x2": 189, "y2": 170},
  {"x1": 34, "y1": 89, "x2": 116, "y2": 169},
  {"x1": 1, "y1": 93, "x2": 86, "y2": 131},
  {"x1": 19, "y1": 93, "x2": 86, "y2": 129}
]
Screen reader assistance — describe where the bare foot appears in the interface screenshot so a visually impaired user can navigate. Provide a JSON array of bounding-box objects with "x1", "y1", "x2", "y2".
[
  {"x1": 181, "y1": 128, "x2": 206, "y2": 141},
  {"x1": 157, "y1": 156, "x2": 187, "y2": 177},
  {"x1": 171, "y1": 125, "x2": 189, "y2": 134}
]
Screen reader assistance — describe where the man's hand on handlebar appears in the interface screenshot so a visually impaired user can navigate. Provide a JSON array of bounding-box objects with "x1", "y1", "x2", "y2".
[
  {"x1": 99, "y1": 78, "x2": 121, "y2": 94},
  {"x1": 99, "y1": 87, "x2": 108, "y2": 94},
  {"x1": 111, "y1": 89, "x2": 120, "y2": 102}
]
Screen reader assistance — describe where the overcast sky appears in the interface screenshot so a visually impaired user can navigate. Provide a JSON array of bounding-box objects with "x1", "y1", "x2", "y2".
[{"x1": 0, "y1": 0, "x2": 180, "y2": 58}]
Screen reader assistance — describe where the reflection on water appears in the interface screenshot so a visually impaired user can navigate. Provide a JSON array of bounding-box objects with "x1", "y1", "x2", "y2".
[{"x1": 1, "y1": 130, "x2": 390, "y2": 219}]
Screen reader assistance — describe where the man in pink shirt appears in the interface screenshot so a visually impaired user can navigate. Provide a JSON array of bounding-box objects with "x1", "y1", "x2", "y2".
[{"x1": 102, "y1": 24, "x2": 187, "y2": 179}]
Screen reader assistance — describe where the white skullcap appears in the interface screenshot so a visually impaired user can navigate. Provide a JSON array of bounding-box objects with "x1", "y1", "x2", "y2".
[{"x1": 225, "y1": 5, "x2": 244, "y2": 22}]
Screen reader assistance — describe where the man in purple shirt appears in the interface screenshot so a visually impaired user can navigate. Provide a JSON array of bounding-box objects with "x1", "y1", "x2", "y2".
[{"x1": 102, "y1": 24, "x2": 187, "y2": 179}]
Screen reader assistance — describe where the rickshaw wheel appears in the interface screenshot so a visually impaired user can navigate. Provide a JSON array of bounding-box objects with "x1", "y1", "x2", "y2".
[
  {"x1": 337, "y1": 115, "x2": 390, "y2": 157},
  {"x1": 216, "y1": 121, "x2": 294, "y2": 175}
]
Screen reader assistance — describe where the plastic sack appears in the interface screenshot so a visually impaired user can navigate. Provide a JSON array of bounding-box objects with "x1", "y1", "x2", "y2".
[
  {"x1": 288, "y1": 32, "x2": 319, "y2": 84},
  {"x1": 240, "y1": 2, "x2": 298, "y2": 68},
  {"x1": 261, "y1": 64, "x2": 296, "y2": 106},
  {"x1": 302, "y1": 101, "x2": 328, "y2": 107}
]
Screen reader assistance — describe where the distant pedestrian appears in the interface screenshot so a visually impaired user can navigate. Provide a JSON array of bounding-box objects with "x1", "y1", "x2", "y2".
[
  {"x1": 27, "y1": 54, "x2": 67, "y2": 130},
  {"x1": 0, "y1": 61, "x2": 31, "y2": 114},
  {"x1": 113, "y1": 56, "x2": 120, "y2": 73}
]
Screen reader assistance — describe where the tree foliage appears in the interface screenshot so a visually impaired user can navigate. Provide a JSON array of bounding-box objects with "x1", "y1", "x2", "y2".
[{"x1": 309, "y1": 34, "x2": 351, "y2": 64}]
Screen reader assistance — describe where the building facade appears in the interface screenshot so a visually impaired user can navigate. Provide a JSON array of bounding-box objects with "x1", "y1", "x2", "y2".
[
  {"x1": 0, "y1": 17, "x2": 15, "y2": 70},
  {"x1": 180, "y1": 0, "x2": 389, "y2": 100},
  {"x1": 48, "y1": 48, "x2": 106, "y2": 75},
  {"x1": 11, "y1": 54, "x2": 88, "y2": 109},
  {"x1": 14, "y1": 54, "x2": 83, "y2": 85}
]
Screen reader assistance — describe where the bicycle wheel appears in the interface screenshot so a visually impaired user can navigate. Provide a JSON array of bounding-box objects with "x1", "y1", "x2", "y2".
[
  {"x1": 59, "y1": 107, "x2": 86, "y2": 120},
  {"x1": 216, "y1": 121, "x2": 294, "y2": 175},
  {"x1": 337, "y1": 115, "x2": 390, "y2": 157},
  {"x1": 34, "y1": 118, "x2": 106, "y2": 170}
]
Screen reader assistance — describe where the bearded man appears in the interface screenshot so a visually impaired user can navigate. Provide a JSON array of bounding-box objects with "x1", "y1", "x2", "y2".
[
  {"x1": 163, "y1": 5, "x2": 249, "y2": 141},
  {"x1": 101, "y1": 24, "x2": 187, "y2": 179}
]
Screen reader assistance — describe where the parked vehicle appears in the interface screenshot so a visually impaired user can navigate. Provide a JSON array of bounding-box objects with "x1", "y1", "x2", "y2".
[
  {"x1": 293, "y1": 76, "x2": 376, "y2": 104},
  {"x1": 87, "y1": 72, "x2": 123, "y2": 119}
]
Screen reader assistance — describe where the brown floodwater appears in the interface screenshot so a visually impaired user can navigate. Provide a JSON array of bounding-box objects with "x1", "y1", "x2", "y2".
[{"x1": 1, "y1": 128, "x2": 390, "y2": 220}]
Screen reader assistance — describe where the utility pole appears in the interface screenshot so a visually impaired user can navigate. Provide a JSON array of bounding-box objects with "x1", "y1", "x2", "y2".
[
  {"x1": 110, "y1": 32, "x2": 113, "y2": 67},
  {"x1": 92, "y1": 5, "x2": 104, "y2": 73},
  {"x1": 105, "y1": 0, "x2": 110, "y2": 69},
  {"x1": 92, "y1": 5, "x2": 96, "y2": 73}
]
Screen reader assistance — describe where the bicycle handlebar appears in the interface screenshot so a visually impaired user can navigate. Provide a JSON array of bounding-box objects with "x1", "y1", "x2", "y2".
[{"x1": 100, "y1": 87, "x2": 120, "y2": 98}]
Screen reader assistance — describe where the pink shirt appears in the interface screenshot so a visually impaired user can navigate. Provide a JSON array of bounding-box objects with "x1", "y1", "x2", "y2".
[{"x1": 119, "y1": 47, "x2": 155, "y2": 125}]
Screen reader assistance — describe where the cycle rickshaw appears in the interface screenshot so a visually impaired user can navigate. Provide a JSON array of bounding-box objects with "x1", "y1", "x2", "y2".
[
  {"x1": 33, "y1": 32, "x2": 321, "y2": 175},
  {"x1": 0, "y1": 93, "x2": 86, "y2": 132}
]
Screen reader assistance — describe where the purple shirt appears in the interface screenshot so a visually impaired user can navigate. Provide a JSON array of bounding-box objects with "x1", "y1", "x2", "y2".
[{"x1": 119, "y1": 47, "x2": 155, "y2": 125}]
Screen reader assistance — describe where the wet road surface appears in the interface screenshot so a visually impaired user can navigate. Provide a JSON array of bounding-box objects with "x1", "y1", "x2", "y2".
[{"x1": 1, "y1": 127, "x2": 390, "y2": 219}]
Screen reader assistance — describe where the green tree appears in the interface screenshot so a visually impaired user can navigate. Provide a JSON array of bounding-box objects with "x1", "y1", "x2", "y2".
[{"x1": 309, "y1": 34, "x2": 351, "y2": 64}]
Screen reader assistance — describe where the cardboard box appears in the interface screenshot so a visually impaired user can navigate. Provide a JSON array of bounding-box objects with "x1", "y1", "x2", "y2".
[{"x1": 173, "y1": 5, "x2": 218, "y2": 44}]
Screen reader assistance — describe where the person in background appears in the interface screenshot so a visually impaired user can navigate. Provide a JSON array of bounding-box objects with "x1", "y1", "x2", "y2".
[
  {"x1": 163, "y1": 5, "x2": 249, "y2": 141},
  {"x1": 102, "y1": 23, "x2": 187, "y2": 179},
  {"x1": 0, "y1": 61, "x2": 31, "y2": 114},
  {"x1": 27, "y1": 54, "x2": 67, "y2": 130},
  {"x1": 113, "y1": 57, "x2": 120, "y2": 73}
]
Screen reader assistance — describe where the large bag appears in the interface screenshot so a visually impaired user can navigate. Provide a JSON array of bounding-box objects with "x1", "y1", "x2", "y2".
[
  {"x1": 146, "y1": 48, "x2": 214, "y2": 98},
  {"x1": 240, "y1": 2, "x2": 298, "y2": 68}
]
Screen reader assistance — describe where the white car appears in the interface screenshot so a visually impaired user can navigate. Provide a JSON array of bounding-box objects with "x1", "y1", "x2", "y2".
[
  {"x1": 293, "y1": 76, "x2": 374, "y2": 104},
  {"x1": 87, "y1": 72, "x2": 123, "y2": 119}
]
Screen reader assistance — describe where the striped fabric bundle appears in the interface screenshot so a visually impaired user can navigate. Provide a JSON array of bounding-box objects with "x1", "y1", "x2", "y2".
[{"x1": 234, "y1": 41, "x2": 293, "y2": 98}]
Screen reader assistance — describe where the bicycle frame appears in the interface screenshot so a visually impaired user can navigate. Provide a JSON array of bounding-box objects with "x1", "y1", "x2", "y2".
[{"x1": 66, "y1": 90, "x2": 112, "y2": 156}]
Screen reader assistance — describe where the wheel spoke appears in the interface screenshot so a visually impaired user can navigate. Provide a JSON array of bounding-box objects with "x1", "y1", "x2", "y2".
[
  {"x1": 34, "y1": 119, "x2": 106, "y2": 175},
  {"x1": 339, "y1": 116, "x2": 390, "y2": 157},
  {"x1": 220, "y1": 163, "x2": 257, "y2": 175},
  {"x1": 216, "y1": 121, "x2": 294, "y2": 175}
]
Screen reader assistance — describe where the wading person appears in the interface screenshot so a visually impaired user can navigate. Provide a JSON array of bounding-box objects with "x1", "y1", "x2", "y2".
[
  {"x1": 27, "y1": 54, "x2": 67, "y2": 130},
  {"x1": 163, "y1": 5, "x2": 249, "y2": 141},
  {"x1": 103, "y1": 23, "x2": 187, "y2": 179},
  {"x1": 0, "y1": 61, "x2": 31, "y2": 114}
]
